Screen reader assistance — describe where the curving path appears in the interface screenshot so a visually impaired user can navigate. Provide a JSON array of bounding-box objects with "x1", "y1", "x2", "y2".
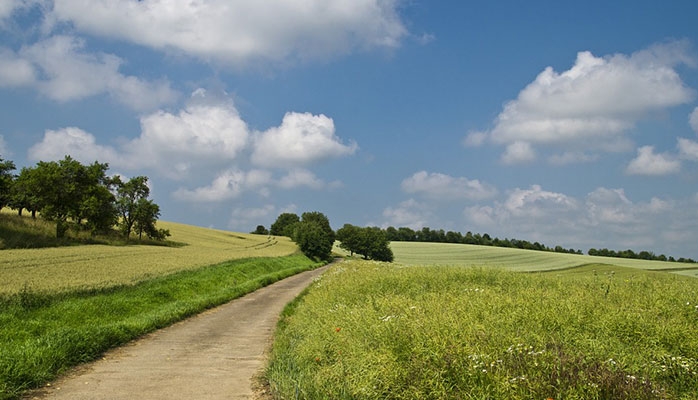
[{"x1": 25, "y1": 263, "x2": 332, "y2": 400}]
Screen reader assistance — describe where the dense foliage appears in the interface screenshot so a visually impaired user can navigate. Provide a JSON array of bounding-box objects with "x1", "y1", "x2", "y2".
[
  {"x1": 336, "y1": 224, "x2": 393, "y2": 262},
  {"x1": 0, "y1": 156, "x2": 167, "y2": 241}
]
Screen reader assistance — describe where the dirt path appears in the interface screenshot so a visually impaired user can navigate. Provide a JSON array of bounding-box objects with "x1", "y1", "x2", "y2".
[{"x1": 25, "y1": 263, "x2": 332, "y2": 400}]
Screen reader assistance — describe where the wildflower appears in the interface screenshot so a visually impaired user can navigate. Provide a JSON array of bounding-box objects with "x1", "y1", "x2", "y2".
[{"x1": 335, "y1": 327, "x2": 341, "y2": 333}]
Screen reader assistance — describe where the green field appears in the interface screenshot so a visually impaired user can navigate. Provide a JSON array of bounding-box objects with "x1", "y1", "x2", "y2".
[
  {"x1": 0, "y1": 221, "x2": 297, "y2": 295},
  {"x1": 390, "y1": 241, "x2": 698, "y2": 276},
  {"x1": 267, "y1": 243, "x2": 698, "y2": 399},
  {"x1": 0, "y1": 219, "x2": 318, "y2": 400}
]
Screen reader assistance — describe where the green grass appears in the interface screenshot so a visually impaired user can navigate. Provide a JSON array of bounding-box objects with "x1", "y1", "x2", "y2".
[
  {"x1": 266, "y1": 260, "x2": 698, "y2": 399},
  {"x1": 390, "y1": 241, "x2": 698, "y2": 273},
  {"x1": 0, "y1": 253, "x2": 323, "y2": 400}
]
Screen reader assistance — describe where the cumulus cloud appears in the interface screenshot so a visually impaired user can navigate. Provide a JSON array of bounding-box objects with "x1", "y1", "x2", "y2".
[
  {"x1": 172, "y1": 168, "x2": 272, "y2": 202},
  {"x1": 691, "y1": 107, "x2": 698, "y2": 133},
  {"x1": 460, "y1": 184, "x2": 697, "y2": 254},
  {"x1": 251, "y1": 112, "x2": 357, "y2": 168},
  {"x1": 129, "y1": 90, "x2": 250, "y2": 176},
  {"x1": 0, "y1": 35, "x2": 178, "y2": 111},
  {"x1": 277, "y1": 169, "x2": 324, "y2": 190},
  {"x1": 0, "y1": 48, "x2": 35, "y2": 87},
  {"x1": 382, "y1": 199, "x2": 431, "y2": 230},
  {"x1": 28, "y1": 127, "x2": 120, "y2": 164},
  {"x1": 401, "y1": 171, "x2": 497, "y2": 201},
  {"x1": 472, "y1": 41, "x2": 695, "y2": 164},
  {"x1": 625, "y1": 146, "x2": 681, "y2": 176},
  {"x1": 548, "y1": 151, "x2": 598, "y2": 165},
  {"x1": 49, "y1": 0, "x2": 408, "y2": 66},
  {"x1": 501, "y1": 141, "x2": 536, "y2": 165},
  {"x1": 678, "y1": 137, "x2": 698, "y2": 161}
]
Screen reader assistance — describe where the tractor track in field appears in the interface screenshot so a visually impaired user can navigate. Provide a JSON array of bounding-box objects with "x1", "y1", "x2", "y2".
[{"x1": 24, "y1": 262, "x2": 334, "y2": 400}]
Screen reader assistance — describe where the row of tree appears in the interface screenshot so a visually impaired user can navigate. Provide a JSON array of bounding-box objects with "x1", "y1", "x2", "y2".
[
  {"x1": 382, "y1": 226, "x2": 583, "y2": 255},
  {"x1": 259, "y1": 214, "x2": 395, "y2": 262},
  {"x1": 0, "y1": 156, "x2": 168, "y2": 240},
  {"x1": 588, "y1": 248, "x2": 695, "y2": 264}
]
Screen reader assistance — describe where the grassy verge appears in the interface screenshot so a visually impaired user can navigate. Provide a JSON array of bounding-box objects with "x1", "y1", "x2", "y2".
[
  {"x1": 266, "y1": 260, "x2": 698, "y2": 399},
  {"x1": 0, "y1": 253, "x2": 322, "y2": 400}
]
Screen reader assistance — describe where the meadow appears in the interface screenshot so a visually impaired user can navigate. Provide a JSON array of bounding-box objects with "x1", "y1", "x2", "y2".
[
  {"x1": 390, "y1": 241, "x2": 698, "y2": 276},
  {"x1": 267, "y1": 245, "x2": 698, "y2": 399},
  {"x1": 0, "y1": 217, "x2": 317, "y2": 400},
  {"x1": 0, "y1": 220, "x2": 297, "y2": 295}
]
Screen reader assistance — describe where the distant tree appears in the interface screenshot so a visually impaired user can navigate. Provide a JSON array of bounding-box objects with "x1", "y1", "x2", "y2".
[
  {"x1": 0, "y1": 157, "x2": 16, "y2": 210},
  {"x1": 336, "y1": 224, "x2": 361, "y2": 256},
  {"x1": 270, "y1": 213, "x2": 300, "y2": 237},
  {"x1": 9, "y1": 167, "x2": 40, "y2": 217},
  {"x1": 300, "y1": 211, "x2": 335, "y2": 243},
  {"x1": 252, "y1": 225, "x2": 269, "y2": 235},
  {"x1": 336, "y1": 224, "x2": 393, "y2": 262}
]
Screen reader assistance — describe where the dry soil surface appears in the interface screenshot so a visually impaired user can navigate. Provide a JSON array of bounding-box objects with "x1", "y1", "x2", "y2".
[{"x1": 25, "y1": 263, "x2": 332, "y2": 400}]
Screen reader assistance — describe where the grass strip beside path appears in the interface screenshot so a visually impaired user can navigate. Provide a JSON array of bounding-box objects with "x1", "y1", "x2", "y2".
[{"x1": 0, "y1": 253, "x2": 322, "y2": 400}]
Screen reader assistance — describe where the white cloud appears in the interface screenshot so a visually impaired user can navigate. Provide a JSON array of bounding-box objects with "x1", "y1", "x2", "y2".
[
  {"x1": 131, "y1": 99, "x2": 249, "y2": 175},
  {"x1": 548, "y1": 151, "x2": 598, "y2": 165},
  {"x1": 277, "y1": 169, "x2": 324, "y2": 190},
  {"x1": 401, "y1": 171, "x2": 497, "y2": 201},
  {"x1": 690, "y1": 107, "x2": 698, "y2": 133},
  {"x1": 0, "y1": 48, "x2": 35, "y2": 87},
  {"x1": 501, "y1": 141, "x2": 535, "y2": 164},
  {"x1": 625, "y1": 146, "x2": 680, "y2": 176},
  {"x1": 382, "y1": 199, "x2": 430, "y2": 230},
  {"x1": 28, "y1": 127, "x2": 120, "y2": 164},
  {"x1": 473, "y1": 42, "x2": 695, "y2": 164},
  {"x1": 172, "y1": 168, "x2": 272, "y2": 202},
  {"x1": 460, "y1": 185, "x2": 698, "y2": 254},
  {"x1": 678, "y1": 138, "x2": 698, "y2": 161},
  {"x1": 0, "y1": 35, "x2": 178, "y2": 111},
  {"x1": 463, "y1": 131, "x2": 487, "y2": 147},
  {"x1": 50, "y1": 0, "x2": 408, "y2": 66},
  {"x1": 251, "y1": 112, "x2": 357, "y2": 168}
]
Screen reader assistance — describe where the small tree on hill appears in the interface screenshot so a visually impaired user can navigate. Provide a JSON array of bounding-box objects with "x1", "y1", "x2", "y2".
[{"x1": 270, "y1": 212, "x2": 300, "y2": 237}]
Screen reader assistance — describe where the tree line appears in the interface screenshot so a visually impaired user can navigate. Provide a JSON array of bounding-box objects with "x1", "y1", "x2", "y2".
[
  {"x1": 0, "y1": 155, "x2": 168, "y2": 240},
  {"x1": 258, "y1": 212, "x2": 394, "y2": 262}
]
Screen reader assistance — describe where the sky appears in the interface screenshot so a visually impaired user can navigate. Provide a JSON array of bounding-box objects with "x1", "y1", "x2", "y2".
[{"x1": 1, "y1": 1, "x2": 698, "y2": 259}]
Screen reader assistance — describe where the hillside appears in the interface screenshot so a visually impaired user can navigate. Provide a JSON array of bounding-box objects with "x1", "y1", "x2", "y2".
[
  {"x1": 390, "y1": 241, "x2": 698, "y2": 277},
  {"x1": 0, "y1": 220, "x2": 298, "y2": 295}
]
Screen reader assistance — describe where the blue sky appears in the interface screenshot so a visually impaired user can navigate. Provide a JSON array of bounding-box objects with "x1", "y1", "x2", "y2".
[{"x1": 2, "y1": 1, "x2": 698, "y2": 259}]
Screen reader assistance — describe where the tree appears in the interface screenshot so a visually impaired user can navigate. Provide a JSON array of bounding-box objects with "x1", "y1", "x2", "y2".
[
  {"x1": 270, "y1": 213, "x2": 300, "y2": 237},
  {"x1": 292, "y1": 211, "x2": 335, "y2": 261},
  {"x1": 9, "y1": 166, "x2": 41, "y2": 218},
  {"x1": 252, "y1": 225, "x2": 269, "y2": 235},
  {"x1": 115, "y1": 176, "x2": 150, "y2": 238},
  {"x1": 336, "y1": 224, "x2": 393, "y2": 262},
  {"x1": 336, "y1": 224, "x2": 361, "y2": 256},
  {"x1": 32, "y1": 156, "x2": 91, "y2": 238},
  {"x1": 133, "y1": 199, "x2": 169, "y2": 240},
  {"x1": 0, "y1": 157, "x2": 15, "y2": 210}
]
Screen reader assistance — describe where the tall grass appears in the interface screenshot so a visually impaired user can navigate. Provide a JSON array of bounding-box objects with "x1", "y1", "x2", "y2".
[
  {"x1": 267, "y1": 260, "x2": 698, "y2": 399},
  {"x1": 0, "y1": 254, "x2": 323, "y2": 400}
]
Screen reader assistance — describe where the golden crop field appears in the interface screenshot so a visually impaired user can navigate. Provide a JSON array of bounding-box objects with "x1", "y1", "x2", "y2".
[
  {"x1": 0, "y1": 221, "x2": 298, "y2": 295},
  {"x1": 390, "y1": 241, "x2": 698, "y2": 275}
]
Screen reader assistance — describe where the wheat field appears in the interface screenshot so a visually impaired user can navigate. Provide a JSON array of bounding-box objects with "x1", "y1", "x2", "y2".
[{"x1": 0, "y1": 221, "x2": 298, "y2": 295}]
